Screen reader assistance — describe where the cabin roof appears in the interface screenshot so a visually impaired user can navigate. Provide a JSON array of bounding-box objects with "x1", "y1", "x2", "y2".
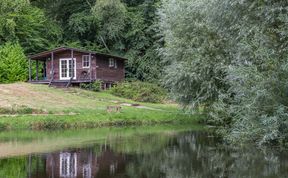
[{"x1": 29, "y1": 47, "x2": 128, "y2": 60}]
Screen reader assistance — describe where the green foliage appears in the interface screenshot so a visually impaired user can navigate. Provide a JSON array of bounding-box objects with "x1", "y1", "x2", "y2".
[
  {"x1": 159, "y1": 0, "x2": 288, "y2": 146},
  {"x1": 68, "y1": 11, "x2": 94, "y2": 37},
  {"x1": 0, "y1": 0, "x2": 62, "y2": 53},
  {"x1": 92, "y1": 0, "x2": 127, "y2": 41},
  {"x1": 159, "y1": 0, "x2": 229, "y2": 109},
  {"x1": 124, "y1": 0, "x2": 163, "y2": 82},
  {"x1": 110, "y1": 81, "x2": 167, "y2": 103},
  {"x1": 208, "y1": 0, "x2": 288, "y2": 146},
  {"x1": 80, "y1": 80, "x2": 102, "y2": 92},
  {"x1": 0, "y1": 43, "x2": 28, "y2": 83}
]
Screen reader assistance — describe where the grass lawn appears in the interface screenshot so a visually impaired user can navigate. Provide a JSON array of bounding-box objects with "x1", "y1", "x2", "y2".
[{"x1": 0, "y1": 83, "x2": 200, "y2": 130}]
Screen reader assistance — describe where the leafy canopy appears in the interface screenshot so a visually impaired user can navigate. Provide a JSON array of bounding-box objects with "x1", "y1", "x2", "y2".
[{"x1": 0, "y1": 0, "x2": 61, "y2": 53}]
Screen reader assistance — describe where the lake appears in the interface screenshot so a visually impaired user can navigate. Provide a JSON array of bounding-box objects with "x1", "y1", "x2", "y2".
[{"x1": 0, "y1": 124, "x2": 287, "y2": 178}]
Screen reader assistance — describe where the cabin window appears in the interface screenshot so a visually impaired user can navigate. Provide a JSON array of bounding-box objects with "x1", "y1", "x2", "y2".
[
  {"x1": 82, "y1": 55, "x2": 90, "y2": 68},
  {"x1": 109, "y1": 58, "x2": 117, "y2": 68}
]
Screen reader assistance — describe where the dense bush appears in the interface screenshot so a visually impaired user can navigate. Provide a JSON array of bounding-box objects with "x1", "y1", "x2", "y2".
[
  {"x1": 0, "y1": 43, "x2": 28, "y2": 83},
  {"x1": 110, "y1": 81, "x2": 167, "y2": 103},
  {"x1": 80, "y1": 80, "x2": 102, "y2": 92}
]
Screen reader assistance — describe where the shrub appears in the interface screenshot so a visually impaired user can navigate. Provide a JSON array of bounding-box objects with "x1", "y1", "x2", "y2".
[
  {"x1": 80, "y1": 80, "x2": 102, "y2": 92},
  {"x1": 0, "y1": 105, "x2": 36, "y2": 114},
  {"x1": 0, "y1": 43, "x2": 28, "y2": 83},
  {"x1": 79, "y1": 83, "x2": 87, "y2": 89},
  {"x1": 0, "y1": 107, "x2": 11, "y2": 114},
  {"x1": 110, "y1": 81, "x2": 167, "y2": 103}
]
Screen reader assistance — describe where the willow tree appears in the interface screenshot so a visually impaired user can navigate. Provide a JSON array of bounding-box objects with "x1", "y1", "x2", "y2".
[
  {"x1": 158, "y1": 0, "x2": 230, "y2": 110},
  {"x1": 159, "y1": 0, "x2": 288, "y2": 146},
  {"x1": 209, "y1": 0, "x2": 288, "y2": 146}
]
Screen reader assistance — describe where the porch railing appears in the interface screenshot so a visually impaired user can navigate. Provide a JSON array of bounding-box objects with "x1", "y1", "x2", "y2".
[{"x1": 48, "y1": 71, "x2": 55, "y2": 87}]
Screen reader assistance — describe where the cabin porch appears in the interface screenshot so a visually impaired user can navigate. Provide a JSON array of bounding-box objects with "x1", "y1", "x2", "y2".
[
  {"x1": 28, "y1": 48, "x2": 94, "y2": 88},
  {"x1": 29, "y1": 80, "x2": 93, "y2": 84}
]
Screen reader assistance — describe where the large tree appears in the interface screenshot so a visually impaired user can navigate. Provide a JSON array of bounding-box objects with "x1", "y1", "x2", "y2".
[
  {"x1": 209, "y1": 0, "x2": 288, "y2": 146},
  {"x1": 158, "y1": 0, "x2": 229, "y2": 109},
  {"x1": 159, "y1": 0, "x2": 288, "y2": 146}
]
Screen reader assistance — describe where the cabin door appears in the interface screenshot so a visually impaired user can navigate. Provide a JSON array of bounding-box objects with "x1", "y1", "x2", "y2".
[{"x1": 59, "y1": 58, "x2": 76, "y2": 80}]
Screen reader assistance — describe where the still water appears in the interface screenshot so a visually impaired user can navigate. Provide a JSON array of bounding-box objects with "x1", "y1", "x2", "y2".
[{"x1": 0, "y1": 125, "x2": 287, "y2": 178}]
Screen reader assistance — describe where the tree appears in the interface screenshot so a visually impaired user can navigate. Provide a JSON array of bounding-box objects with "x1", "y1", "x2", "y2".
[
  {"x1": 0, "y1": 43, "x2": 28, "y2": 83},
  {"x1": 158, "y1": 0, "x2": 229, "y2": 109},
  {"x1": 208, "y1": 0, "x2": 288, "y2": 146},
  {"x1": 124, "y1": 0, "x2": 163, "y2": 82},
  {"x1": 92, "y1": 0, "x2": 127, "y2": 49},
  {"x1": 159, "y1": 0, "x2": 288, "y2": 146},
  {"x1": 0, "y1": 0, "x2": 62, "y2": 53}
]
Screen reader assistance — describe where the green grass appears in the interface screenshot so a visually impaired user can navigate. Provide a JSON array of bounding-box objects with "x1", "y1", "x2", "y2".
[{"x1": 0, "y1": 83, "x2": 201, "y2": 130}]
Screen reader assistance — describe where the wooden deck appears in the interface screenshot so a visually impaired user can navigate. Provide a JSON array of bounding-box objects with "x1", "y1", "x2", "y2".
[
  {"x1": 29, "y1": 79, "x2": 115, "y2": 89},
  {"x1": 29, "y1": 80, "x2": 93, "y2": 84}
]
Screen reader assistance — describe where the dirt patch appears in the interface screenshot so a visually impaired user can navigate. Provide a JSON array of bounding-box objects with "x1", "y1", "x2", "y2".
[
  {"x1": 120, "y1": 103, "x2": 163, "y2": 111},
  {"x1": 0, "y1": 113, "x2": 78, "y2": 117},
  {"x1": 0, "y1": 83, "x2": 77, "y2": 109},
  {"x1": 134, "y1": 105, "x2": 163, "y2": 111}
]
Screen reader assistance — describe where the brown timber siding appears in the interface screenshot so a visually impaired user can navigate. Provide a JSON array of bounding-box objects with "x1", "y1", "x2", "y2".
[
  {"x1": 96, "y1": 54, "x2": 125, "y2": 82},
  {"x1": 45, "y1": 50, "x2": 125, "y2": 82}
]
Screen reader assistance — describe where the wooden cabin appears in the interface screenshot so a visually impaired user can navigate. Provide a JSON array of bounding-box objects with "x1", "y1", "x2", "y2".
[{"x1": 28, "y1": 47, "x2": 127, "y2": 88}]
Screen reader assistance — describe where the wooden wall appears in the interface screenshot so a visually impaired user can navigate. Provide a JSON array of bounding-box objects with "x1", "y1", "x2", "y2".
[
  {"x1": 96, "y1": 54, "x2": 125, "y2": 82},
  {"x1": 45, "y1": 50, "x2": 125, "y2": 82}
]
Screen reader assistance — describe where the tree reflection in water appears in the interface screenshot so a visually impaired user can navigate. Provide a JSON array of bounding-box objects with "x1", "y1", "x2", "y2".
[
  {"x1": 125, "y1": 132, "x2": 288, "y2": 178},
  {"x1": 0, "y1": 131, "x2": 287, "y2": 178}
]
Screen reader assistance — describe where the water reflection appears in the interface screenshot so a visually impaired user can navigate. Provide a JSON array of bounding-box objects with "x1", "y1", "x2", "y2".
[
  {"x1": 44, "y1": 147, "x2": 125, "y2": 178},
  {"x1": 0, "y1": 130, "x2": 288, "y2": 178}
]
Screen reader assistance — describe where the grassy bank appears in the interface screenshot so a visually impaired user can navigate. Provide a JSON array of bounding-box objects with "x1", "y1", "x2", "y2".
[{"x1": 0, "y1": 83, "x2": 199, "y2": 130}]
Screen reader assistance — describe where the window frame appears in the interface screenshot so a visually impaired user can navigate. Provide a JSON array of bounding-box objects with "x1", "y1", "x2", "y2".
[
  {"x1": 82, "y1": 55, "x2": 90, "y2": 68},
  {"x1": 59, "y1": 58, "x2": 76, "y2": 80},
  {"x1": 109, "y1": 58, "x2": 117, "y2": 68}
]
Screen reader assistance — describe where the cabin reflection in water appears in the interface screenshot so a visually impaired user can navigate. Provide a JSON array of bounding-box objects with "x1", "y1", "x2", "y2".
[{"x1": 45, "y1": 147, "x2": 125, "y2": 178}]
